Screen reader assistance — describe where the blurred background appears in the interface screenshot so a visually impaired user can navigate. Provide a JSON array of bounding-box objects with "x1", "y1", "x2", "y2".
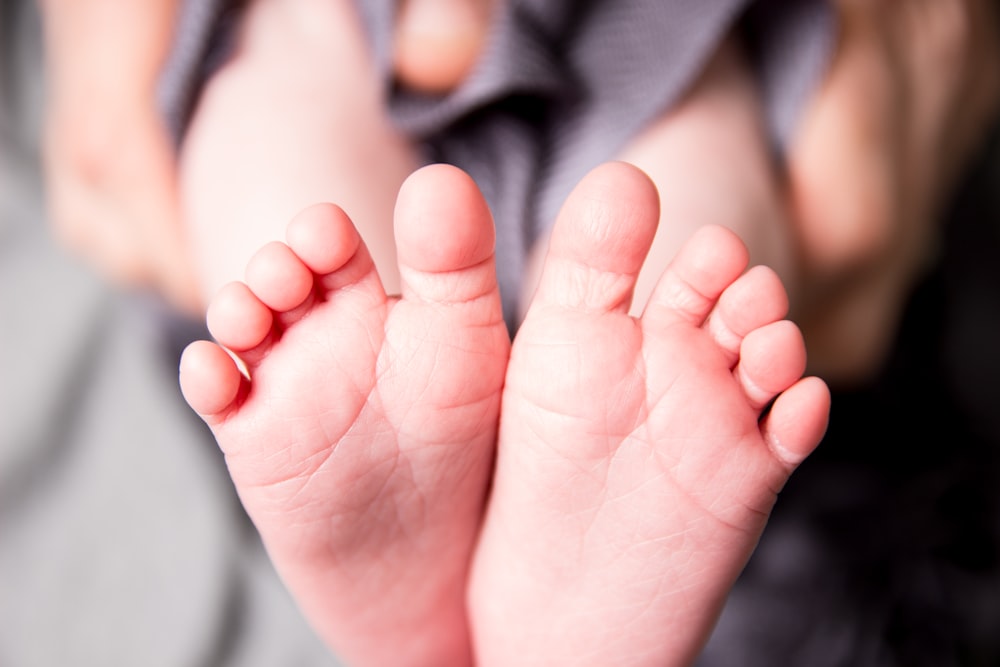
[{"x1": 2, "y1": 0, "x2": 999, "y2": 665}]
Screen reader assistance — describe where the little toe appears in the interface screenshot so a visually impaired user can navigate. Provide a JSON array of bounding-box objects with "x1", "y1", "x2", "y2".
[
  {"x1": 705, "y1": 265, "x2": 789, "y2": 365},
  {"x1": 530, "y1": 161, "x2": 660, "y2": 314},
  {"x1": 643, "y1": 225, "x2": 750, "y2": 329},
  {"x1": 393, "y1": 164, "x2": 502, "y2": 311},
  {"x1": 735, "y1": 320, "x2": 807, "y2": 412},
  {"x1": 245, "y1": 241, "x2": 315, "y2": 313},
  {"x1": 760, "y1": 376, "x2": 831, "y2": 468},
  {"x1": 207, "y1": 281, "x2": 274, "y2": 353},
  {"x1": 179, "y1": 340, "x2": 245, "y2": 422}
]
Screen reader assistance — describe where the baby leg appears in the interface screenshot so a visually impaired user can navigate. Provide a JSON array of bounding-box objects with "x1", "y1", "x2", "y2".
[
  {"x1": 470, "y1": 162, "x2": 829, "y2": 666},
  {"x1": 609, "y1": 1, "x2": 1000, "y2": 384},
  {"x1": 615, "y1": 36, "x2": 794, "y2": 315},
  {"x1": 180, "y1": 165, "x2": 510, "y2": 667},
  {"x1": 179, "y1": 0, "x2": 418, "y2": 305},
  {"x1": 519, "y1": 34, "x2": 792, "y2": 353}
]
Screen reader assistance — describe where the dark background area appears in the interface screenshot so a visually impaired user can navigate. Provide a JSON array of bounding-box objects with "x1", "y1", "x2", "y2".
[{"x1": 701, "y1": 123, "x2": 1000, "y2": 666}]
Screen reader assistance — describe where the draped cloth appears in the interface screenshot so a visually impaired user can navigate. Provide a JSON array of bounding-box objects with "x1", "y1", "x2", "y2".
[{"x1": 161, "y1": 0, "x2": 834, "y2": 325}]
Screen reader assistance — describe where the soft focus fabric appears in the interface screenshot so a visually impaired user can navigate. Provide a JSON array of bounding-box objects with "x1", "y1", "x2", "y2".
[{"x1": 161, "y1": 0, "x2": 833, "y2": 324}]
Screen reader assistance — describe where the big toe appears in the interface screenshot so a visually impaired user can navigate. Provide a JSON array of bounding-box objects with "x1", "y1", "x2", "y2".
[
  {"x1": 529, "y1": 161, "x2": 661, "y2": 315},
  {"x1": 394, "y1": 164, "x2": 503, "y2": 312}
]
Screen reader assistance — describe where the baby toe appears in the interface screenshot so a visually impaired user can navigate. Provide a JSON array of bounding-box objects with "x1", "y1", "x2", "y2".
[
  {"x1": 245, "y1": 241, "x2": 315, "y2": 312},
  {"x1": 286, "y1": 203, "x2": 363, "y2": 275},
  {"x1": 644, "y1": 225, "x2": 749, "y2": 329},
  {"x1": 705, "y1": 265, "x2": 789, "y2": 365},
  {"x1": 760, "y1": 376, "x2": 831, "y2": 467},
  {"x1": 207, "y1": 281, "x2": 274, "y2": 353},
  {"x1": 394, "y1": 164, "x2": 502, "y2": 309},
  {"x1": 530, "y1": 161, "x2": 660, "y2": 315},
  {"x1": 179, "y1": 340, "x2": 244, "y2": 421},
  {"x1": 735, "y1": 320, "x2": 807, "y2": 412}
]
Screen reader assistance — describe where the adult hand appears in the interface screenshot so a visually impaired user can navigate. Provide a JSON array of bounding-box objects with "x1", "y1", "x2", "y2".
[
  {"x1": 788, "y1": 0, "x2": 1000, "y2": 381},
  {"x1": 40, "y1": 0, "x2": 200, "y2": 314},
  {"x1": 37, "y1": 0, "x2": 495, "y2": 316}
]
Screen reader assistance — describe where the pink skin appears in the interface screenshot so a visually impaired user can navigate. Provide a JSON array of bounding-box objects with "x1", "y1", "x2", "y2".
[
  {"x1": 181, "y1": 164, "x2": 510, "y2": 667},
  {"x1": 469, "y1": 162, "x2": 829, "y2": 667},
  {"x1": 181, "y1": 161, "x2": 829, "y2": 667}
]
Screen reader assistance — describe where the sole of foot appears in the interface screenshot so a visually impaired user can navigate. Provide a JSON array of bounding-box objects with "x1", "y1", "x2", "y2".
[
  {"x1": 180, "y1": 164, "x2": 510, "y2": 667},
  {"x1": 469, "y1": 162, "x2": 830, "y2": 667}
]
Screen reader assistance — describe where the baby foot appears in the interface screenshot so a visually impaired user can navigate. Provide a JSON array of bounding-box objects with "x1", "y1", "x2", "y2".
[
  {"x1": 179, "y1": 165, "x2": 510, "y2": 667},
  {"x1": 469, "y1": 162, "x2": 830, "y2": 667}
]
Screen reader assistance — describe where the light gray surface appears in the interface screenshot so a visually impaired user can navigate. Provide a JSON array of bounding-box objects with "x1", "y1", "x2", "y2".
[{"x1": 0, "y1": 4, "x2": 340, "y2": 665}]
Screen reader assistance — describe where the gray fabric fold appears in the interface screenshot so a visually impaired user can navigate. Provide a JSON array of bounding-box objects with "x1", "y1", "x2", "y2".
[{"x1": 161, "y1": 0, "x2": 833, "y2": 325}]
